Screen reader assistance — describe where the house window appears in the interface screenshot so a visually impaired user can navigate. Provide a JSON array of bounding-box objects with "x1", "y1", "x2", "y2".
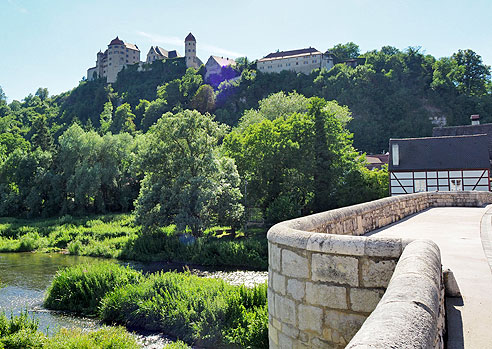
[
  {"x1": 392, "y1": 144, "x2": 399, "y2": 166},
  {"x1": 415, "y1": 179, "x2": 426, "y2": 192},
  {"x1": 450, "y1": 179, "x2": 462, "y2": 191}
]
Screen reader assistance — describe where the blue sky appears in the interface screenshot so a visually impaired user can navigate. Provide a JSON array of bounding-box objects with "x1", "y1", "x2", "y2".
[{"x1": 0, "y1": 0, "x2": 491, "y2": 101}]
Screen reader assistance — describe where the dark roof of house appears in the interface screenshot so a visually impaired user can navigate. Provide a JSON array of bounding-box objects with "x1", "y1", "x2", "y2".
[
  {"x1": 389, "y1": 135, "x2": 490, "y2": 171},
  {"x1": 433, "y1": 123, "x2": 492, "y2": 159},
  {"x1": 185, "y1": 32, "x2": 196, "y2": 42},
  {"x1": 109, "y1": 37, "x2": 124, "y2": 46},
  {"x1": 168, "y1": 50, "x2": 180, "y2": 58},
  {"x1": 262, "y1": 47, "x2": 320, "y2": 60}
]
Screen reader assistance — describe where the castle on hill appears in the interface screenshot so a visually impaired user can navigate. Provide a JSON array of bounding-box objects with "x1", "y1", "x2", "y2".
[{"x1": 87, "y1": 32, "x2": 235, "y2": 83}]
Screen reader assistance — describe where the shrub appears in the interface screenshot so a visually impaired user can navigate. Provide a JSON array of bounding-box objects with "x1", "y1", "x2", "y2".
[
  {"x1": 0, "y1": 312, "x2": 44, "y2": 349},
  {"x1": 99, "y1": 271, "x2": 268, "y2": 348},
  {"x1": 0, "y1": 312, "x2": 139, "y2": 349},
  {"x1": 47, "y1": 326, "x2": 139, "y2": 349},
  {"x1": 163, "y1": 341, "x2": 191, "y2": 348},
  {"x1": 44, "y1": 262, "x2": 142, "y2": 315}
]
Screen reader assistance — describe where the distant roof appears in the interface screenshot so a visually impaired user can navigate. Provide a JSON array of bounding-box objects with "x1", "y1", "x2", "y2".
[
  {"x1": 258, "y1": 47, "x2": 321, "y2": 62},
  {"x1": 155, "y1": 46, "x2": 168, "y2": 57},
  {"x1": 109, "y1": 37, "x2": 124, "y2": 46},
  {"x1": 185, "y1": 32, "x2": 196, "y2": 42},
  {"x1": 124, "y1": 42, "x2": 139, "y2": 51},
  {"x1": 208, "y1": 55, "x2": 236, "y2": 67},
  {"x1": 168, "y1": 50, "x2": 180, "y2": 58},
  {"x1": 366, "y1": 154, "x2": 389, "y2": 164},
  {"x1": 389, "y1": 135, "x2": 490, "y2": 171},
  {"x1": 433, "y1": 123, "x2": 492, "y2": 159}
]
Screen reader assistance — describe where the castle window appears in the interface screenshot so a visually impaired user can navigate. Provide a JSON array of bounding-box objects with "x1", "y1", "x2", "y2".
[{"x1": 109, "y1": 63, "x2": 112, "y2": 66}]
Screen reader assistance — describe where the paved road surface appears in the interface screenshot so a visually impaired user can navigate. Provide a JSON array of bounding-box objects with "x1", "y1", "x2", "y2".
[{"x1": 367, "y1": 206, "x2": 492, "y2": 349}]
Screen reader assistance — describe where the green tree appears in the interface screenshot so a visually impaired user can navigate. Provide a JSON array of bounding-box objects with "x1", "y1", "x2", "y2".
[
  {"x1": 135, "y1": 110, "x2": 243, "y2": 234},
  {"x1": 190, "y1": 84, "x2": 215, "y2": 113},
  {"x1": 99, "y1": 101, "x2": 113, "y2": 134},
  {"x1": 35, "y1": 87, "x2": 49, "y2": 101},
  {"x1": 31, "y1": 114, "x2": 54, "y2": 151},
  {"x1": 328, "y1": 42, "x2": 360, "y2": 60},
  {"x1": 452, "y1": 49, "x2": 491, "y2": 96},
  {"x1": 111, "y1": 103, "x2": 136, "y2": 134}
]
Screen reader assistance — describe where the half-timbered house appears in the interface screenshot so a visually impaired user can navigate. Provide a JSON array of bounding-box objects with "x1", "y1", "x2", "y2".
[{"x1": 389, "y1": 134, "x2": 491, "y2": 196}]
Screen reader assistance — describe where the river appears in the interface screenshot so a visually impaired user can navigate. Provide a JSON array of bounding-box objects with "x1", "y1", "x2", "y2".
[{"x1": 0, "y1": 252, "x2": 268, "y2": 347}]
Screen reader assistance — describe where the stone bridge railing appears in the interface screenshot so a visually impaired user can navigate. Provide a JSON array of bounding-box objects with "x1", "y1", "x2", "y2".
[{"x1": 267, "y1": 191, "x2": 492, "y2": 348}]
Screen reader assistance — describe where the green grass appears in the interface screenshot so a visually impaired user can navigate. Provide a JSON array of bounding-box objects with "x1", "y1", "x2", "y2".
[
  {"x1": 0, "y1": 214, "x2": 268, "y2": 270},
  {"x1": 44, "y1": 262, "x2": 142, "y2": 315},
  {"x1": 45, "y1": 262, "x2": 268, "y2": 348},
  {"x1": 0, "y1": 312, "x2": 139, "y2": 349}
]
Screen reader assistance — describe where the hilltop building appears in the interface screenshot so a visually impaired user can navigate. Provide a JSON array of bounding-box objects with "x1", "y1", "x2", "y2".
[
  {"x1": 146, "y1": 46, "x2": 180, "y2": 63},
  {"x1": 87, "y1": 37, "x2": 140, "y2": 83},
  {"x1": 87, "y1": 32, "x2": 237, "y2": 83},
  {"x1": 185, "y1": 33, "x2": 203, "y2": 69},
  {"x1": 204, "y1": 56, "x2": 236, "y2": 80},
  {"x1": 257, "y1": 47, "x2": 365, "y2": 74},
  {"x1": 257, "y1": 48, "x2": 335, "y2": 74}
]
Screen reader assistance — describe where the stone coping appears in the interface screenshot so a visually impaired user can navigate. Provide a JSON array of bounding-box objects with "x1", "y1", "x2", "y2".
[
  {"x1": 346, "y1": 240, "x2": 443, "y2": 348},
  {"x1": 267, "y1": 191, "x2": 492, "y2": 348},
  {"x1": 480, "y1": 205, "x2": 492, "y2": 272},
  {"x1": 267, "y1": 192, "x2": 492, "y2": 249}
]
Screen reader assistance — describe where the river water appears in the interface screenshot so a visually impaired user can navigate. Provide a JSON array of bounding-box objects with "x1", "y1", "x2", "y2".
[{"x1": 0, "y1": 252, "x2": 268, "y2": 346}]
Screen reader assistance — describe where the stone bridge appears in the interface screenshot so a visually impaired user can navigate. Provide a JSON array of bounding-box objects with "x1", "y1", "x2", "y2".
[{"x1": 267, "y1": 191, "x2": 492, "y2": 348}]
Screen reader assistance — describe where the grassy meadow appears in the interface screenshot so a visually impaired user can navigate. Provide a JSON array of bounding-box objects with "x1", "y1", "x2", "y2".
[{"x1": 0, "y1": 214, "x2": 268, "y2": 270}]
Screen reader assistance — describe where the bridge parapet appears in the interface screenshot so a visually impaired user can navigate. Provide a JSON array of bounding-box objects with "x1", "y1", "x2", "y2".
[{"x1": 267, "y1": 191, "x2": 492, "y2": 348}]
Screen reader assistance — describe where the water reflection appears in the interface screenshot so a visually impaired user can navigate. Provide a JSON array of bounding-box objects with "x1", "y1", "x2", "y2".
[{"x1": 0, "y1": 252, "x2": 106, "y2": 333}]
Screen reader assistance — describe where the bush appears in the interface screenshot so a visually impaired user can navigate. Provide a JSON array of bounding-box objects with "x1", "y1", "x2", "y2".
[
  {"x1": 99, "y1": 270, "x2": 268, "y2": 348},
  {"x1": 44, "y1": 262, "x2": 142, "y2": 315},
  {"x1": 163, "y1": 341, "x2": 191, "y2": 348},
  {"x1": 47, "y1": 326, "x2": 139, "y2": 349},
  {"x1": 0, "y1": 312, "x2": 43, "y2": 349},
  {"x1": 0, "y1": 312, "x2": 139, "y2": 348}
]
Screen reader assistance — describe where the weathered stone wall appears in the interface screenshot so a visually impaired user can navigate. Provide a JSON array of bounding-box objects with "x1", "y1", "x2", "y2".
[
  {"x1": 268, "y1": 191, "x2": 492, "y2": 348},
  {"x1": 346, "y1": 240, "x2": 444, "y2": 348}
]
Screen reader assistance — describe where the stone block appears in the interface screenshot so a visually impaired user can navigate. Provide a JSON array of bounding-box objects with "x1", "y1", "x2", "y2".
[
  {"x1": 305, "y1": 282, "x2": 347, "y2": 309},
  {"x1": 361, "y1": 258, "x2": 396, "y2": 288},
  {"x1": 350, "y1": 288, "x2": 382, "y2": 313},
  {"x1": 272, "y1": 317, "x2": 282, "y2": 330},
  {"x1": 269, "y1": 323, "x2": 278, "y2": 346},
  {"x1": 312, "y1": 254, "x2": 359, "y2": 286},
  {"x1": 272, "y1": 272, "x2": 286, "y2": 295},
  {"x1": 298, "y1": 304, "x2": 323, "y2": 334},
  {"x1": 287, "y1": 278, "x2": 305, "y2": 301},
  {"x1": 282, "y1": 249, "x2": 309, "y2": 279},
  {"x1": 324, "y1": 310, "x2": 367, "y2": 343},
  {"x1": 365, "y1": 237, "x2": 401, "y2": 257},
  {"x1": 268, "y1": 289, "x2": 275, "y2": 316},
  {"x1": 275, "y1": 294, "x2": 296, "y2": 325},
  {"x1": 282, "y1": 322, "x2": 300, "y2": 339},
  {"x1": 269, "y1": 243, "x2": 281, "y2": 271},
  {"x1": 307, "y1": 234, "x2": 365, "y2": 256},
  {"x1": 278, "y1": 333, "x2": 293, "y2": 349}
]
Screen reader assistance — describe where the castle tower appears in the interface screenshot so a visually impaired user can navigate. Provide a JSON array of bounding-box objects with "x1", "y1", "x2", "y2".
[{"x1": 185, "y1": 32, "x2": 198, "y2": 68}]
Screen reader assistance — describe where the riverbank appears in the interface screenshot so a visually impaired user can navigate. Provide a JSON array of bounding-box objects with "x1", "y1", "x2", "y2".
[
  {"x1": 0, "y1": 214, "x2": 268, "y2": 270},
  {"x1": 45, "y1": 262, "x2": 268, "y2": 348}
]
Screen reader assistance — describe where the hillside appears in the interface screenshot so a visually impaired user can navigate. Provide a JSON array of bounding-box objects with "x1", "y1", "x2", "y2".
[{"x1": 1, "y1": 43, "x2": 491, "y2": 154}]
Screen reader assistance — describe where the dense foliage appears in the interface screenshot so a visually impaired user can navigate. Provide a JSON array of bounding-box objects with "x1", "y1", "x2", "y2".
[
  {"x1": 44, "y1": 263, "x2": 268, "y2": 348},
  {"x1": 0, "y1": 312, "x2": 138, "y2": 349},
  {"x1": 44, "y1": 262, "x2": 142, "y2": 315},
  {"x1": 2, "y1": 42, "x2": 487, "y2": 230},
  {"x1": 0, "y1": 214, "x2": 268, "y2": 269}
]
